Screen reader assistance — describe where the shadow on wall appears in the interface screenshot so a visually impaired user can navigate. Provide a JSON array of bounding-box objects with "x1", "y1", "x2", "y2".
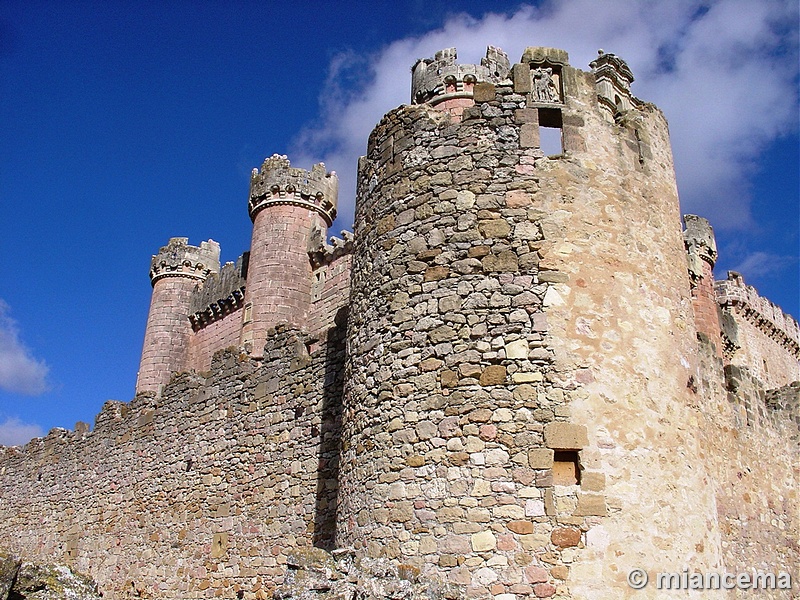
[{"x1": 313, "y1": 307, "x2": 348, "y2": 549}]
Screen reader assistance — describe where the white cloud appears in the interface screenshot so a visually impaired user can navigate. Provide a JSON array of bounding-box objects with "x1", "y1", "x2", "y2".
[
  {"x1": 0, "y1": 299, "x2": 50, "y2": 395},
  {"x1": 732, "y1": 251, "x2": 798, "y2": 278},
  {"x1": 290, "y1": 0, "x2": 798, "y2": 233},
  {"x1": 0, "y1": 416, "x2": 44, "y2": 446}
]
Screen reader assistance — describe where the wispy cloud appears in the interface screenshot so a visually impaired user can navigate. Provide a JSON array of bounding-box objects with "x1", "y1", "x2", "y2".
[
  {"x1": 0, "y1": 299, "x2": 50, "y2": 395},
  {"x1": 290, "y1": 0, "x2": 798, "y2": 233},
  {"x1": 732, "y1": 251, "x2": 798, "y2": 278},
  {"x1": 0, "y1": 416, "x2": 44, "y2": 446}
]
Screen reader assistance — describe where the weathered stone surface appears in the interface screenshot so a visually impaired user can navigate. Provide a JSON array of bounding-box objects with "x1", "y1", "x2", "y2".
[
  {"x1": 574, "y1": 493, "x2": 608, "y2": 516},
  {"x1": 0, "y1": 550, "x2": 20, "y2": 599},
  {"x1": 479, "y1": 365, "x2": 507, "y2": 386},
  {"x1": 543, "y1": 423, "x2": 588, "y2": 449},
  {"x1": 471, "y1": 531, "x2": 497, "y2": 552},
  {"x1": 0, "y1": 42, "x2": 797, "y2": 600},
  {"x1": 10, "y1": 560, "x2": 102, "y2": 600},
  {"x1": 550, "y1": 527, "x2": 581, "y2": 548},
  {"x1": 473, "y1": 82, "x2": 496, "y2": 102}
]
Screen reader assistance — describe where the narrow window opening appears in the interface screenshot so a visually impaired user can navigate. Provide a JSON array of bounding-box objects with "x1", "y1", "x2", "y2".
[
  {"x1": 552, "y1": 450, "x2": 580, "y2": 485},
  {"x1": 538, "y1": 107, "x2": 563, "y2": 155}
]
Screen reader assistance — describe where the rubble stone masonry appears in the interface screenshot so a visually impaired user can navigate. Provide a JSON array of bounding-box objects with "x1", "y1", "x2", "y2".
[{"x1": 0, "y1": 45, "x2": 797, "y2": 599}]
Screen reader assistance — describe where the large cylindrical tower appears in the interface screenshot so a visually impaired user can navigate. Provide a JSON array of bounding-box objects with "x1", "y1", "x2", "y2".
[
  {"x1": 240, "y1": 154, "x2": 338, "y2": 357},
  {"x1": 338, "y1": 46, "x2": 724, "y2": 598},
  {"x1": 136, "y1": 237, "x2": 220, "y2": 393}
]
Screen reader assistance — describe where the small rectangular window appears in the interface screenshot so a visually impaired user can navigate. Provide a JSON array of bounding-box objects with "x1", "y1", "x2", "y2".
[
  {"x1": 552, "y1": 450, "x2": 580, "y2": 485},
  {"x1": 538, "y1": 107, "x2": 563, "y2": 155}
]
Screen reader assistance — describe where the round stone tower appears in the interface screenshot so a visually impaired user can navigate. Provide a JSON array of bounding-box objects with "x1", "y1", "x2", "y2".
[
  {"x1": 136, "y1": 237, "x2": 220, "y2": 393},
  {"x1": 240, "y1": 154, "x2": 338, "y2": 357},
  {"x1": 339, "y1": 46, "x2": 724, "y2": 598}
]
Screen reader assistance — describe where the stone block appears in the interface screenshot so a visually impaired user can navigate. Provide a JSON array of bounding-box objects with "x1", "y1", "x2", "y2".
[
  {"x1": 533, "y1": 582, "x2": 557, "y2": 598},
  {"x1": 211, "y1": 533, "x2": 229, "y2": 558},
  {"x1": 480, "y1": 365, "x2": 507, "y2": 386},
  {"x1": 513, "y1": 63, "x2": 532, "y2": 93},
  {"x1": 505, "y1": 339, "x2": 528, "y2": 359},
  {"x1": 525, "y1": 565, "x2": 549, "y2": 583},
  {"x1": 471, "y1": 530, "x2": 497, "y2": 552},
  {"x1": 550, "y1": 527, "x2": 580, "y2": 548},
  {"x1": 482, "y1": 251, "x2": 518, "y2": 272},
  {"x1": 528, "y1": 448, "x2": 554, "y2": 469},
  {"x1": 520, "y1": 123, "x2": 540, "y2": 148},
  {"x1": 473, "y1": 82, "x2": 496, "y2": 103},
  {"x1": 580, "y1": 471, "x2": 605, "y2": 492},
  {"x1": 544, "y1": 423, "x2": 588, "y2": 449},
  {"x1": 478, "y1": 219, "x2": 511, "y2": 238},
  {"x1": 507, "y1": 520, "x2": 534, "y2": 534},
  {"x1": 573, "y1": 493, "x2": 607, "y2": 516}
]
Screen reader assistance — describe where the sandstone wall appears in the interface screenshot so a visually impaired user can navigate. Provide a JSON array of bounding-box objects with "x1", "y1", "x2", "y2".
[
  {"x1": 309, "y1": 252, "x2": 353, "y2": 340},
  {"x1": 0, "y1": 326, "x2": 345, "y2": 600},
  {"x1": 186, "y1": 308, "x2": 243, "y2": 373},
  {"x1": 716, "y1": 273, "x2": 800, "y2": 389},
  {"x1": 694, "y1": 340, "x2": 798, "y2": 600}
]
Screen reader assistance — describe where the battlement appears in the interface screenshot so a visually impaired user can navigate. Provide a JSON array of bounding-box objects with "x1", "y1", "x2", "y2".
[
  {"x1": 309, "y1": 230, "x2": 354, "y2": 268},
  {"x1": 188, "y1": 256, "x2": 248, "y2": 331},
  {"x1": 716, "y1": 271, "x2": 800, "y2": 357},
  {"x1": 410, "y1": 46, "x2": 510, "y2": 106},
  {"x1": 148, "y1": 237, "x2": 220, "y2": 285},
  {"x1": 249, "y1": 154, "x2": 339, "y2": 226}
]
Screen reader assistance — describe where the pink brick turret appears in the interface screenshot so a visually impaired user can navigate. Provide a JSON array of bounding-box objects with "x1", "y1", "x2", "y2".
[
  {"x1": 136, "y1": 237, "x2": 220, "y2": 393},
  {"x1": 240, "y1": 155, "x2": 338, "y2": 357},
  {"x1": 684, "y1": 214, "x2": 723, "y2": 356}
]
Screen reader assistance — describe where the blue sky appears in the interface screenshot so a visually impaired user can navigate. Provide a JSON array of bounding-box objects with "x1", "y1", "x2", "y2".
[{"x1": 1, "y1": 0, "x2": 798, "y2": 445}]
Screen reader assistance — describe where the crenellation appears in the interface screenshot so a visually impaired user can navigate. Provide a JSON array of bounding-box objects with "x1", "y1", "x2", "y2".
[
  {"x1": 249, "y1": 154, "x2": 338, "y2": 226},
  {"x1": 1, "y1": 43, "x2": 797, "y2": 600},
  {"x1": 149, "y1": 237, "x2": 221, "y2": 285},
  {"x1": 716, "y1": 270, "x2": 800, "y2": 388}
]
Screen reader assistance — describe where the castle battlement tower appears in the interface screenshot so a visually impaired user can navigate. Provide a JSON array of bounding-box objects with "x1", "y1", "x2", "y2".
[
  {"x1": 240, "y1": 154, "x2": 339, "y2": 357},
  {"x1": 411, "y1": 46, "x2": 510, "y2": 118},
  {"x1": 336, "y1": 45, "x2": 732, "y2": 597},
  {"x1": 136, "y1": 237, "x2": 220, "y2": 393}
]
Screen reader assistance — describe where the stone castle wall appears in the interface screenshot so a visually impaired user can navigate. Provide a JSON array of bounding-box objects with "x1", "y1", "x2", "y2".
[
  {"x1": 187, "y1": 309, "x2": 243, "y2": 373},
  {"x1": 0, "y1": 327, "x2": 345, "y2": 599},
  {"x1": 0, "y1": 45, "x2": 797, "y2": 600},
  {"x1": 717, "y1": 272, "x2": 800, "y2": 388}
]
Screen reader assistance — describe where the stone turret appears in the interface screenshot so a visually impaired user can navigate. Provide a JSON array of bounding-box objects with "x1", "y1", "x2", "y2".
[
  {"x1": 411, "y1": 46, "x2": 510, "y2": 119},
  {"x1": 684, "y1": 214, "x2": 723, "y2": 355},
  {"x1": 590, "y1": 49, "x2": 638, "y2": 117},
  {"x1": 240, "y1": 154, "x2": 339, "y2": 357},
  {"x1": 136, "y1": 237, "x2": 220, "y2": 393}
]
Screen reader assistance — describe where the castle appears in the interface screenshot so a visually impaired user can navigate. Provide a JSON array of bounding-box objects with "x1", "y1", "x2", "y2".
[{"x1": 0, "y1": 46, "x2": 797, "y2": 599}]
